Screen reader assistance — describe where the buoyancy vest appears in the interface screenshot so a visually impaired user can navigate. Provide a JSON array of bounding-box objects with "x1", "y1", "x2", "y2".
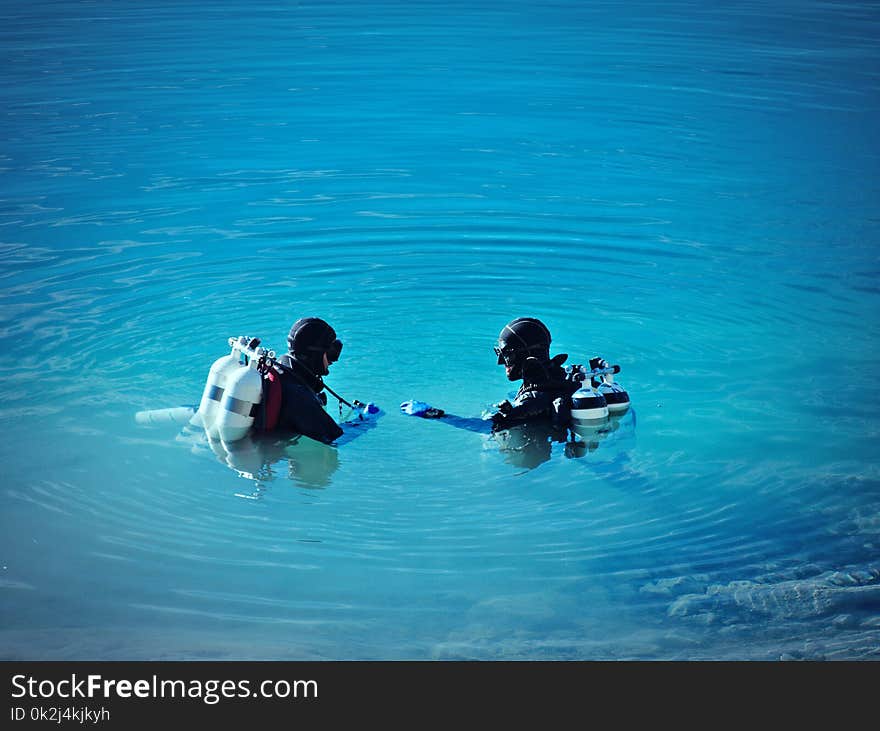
[
  {"x1": 252, "y1": 361, "x2": 283, "y2": 433},
  {"x1": 252, "y1": 355, "x2": 330, "y2": 434}
]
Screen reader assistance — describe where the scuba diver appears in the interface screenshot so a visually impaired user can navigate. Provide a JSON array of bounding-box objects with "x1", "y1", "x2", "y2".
[
  {"x1": 485, "y1": 316, "x2": 607, "y2": 467},
  {"x1": 400, "y1": 317, "x2": 628, "y2": 469},
  {"x1": 272, "y1": 316, "x2": 348, "y2": 445},
  {"x1": 138, "y1": 316, "x2": 378, "y2": 446},
  {"x1": 489, "y1": 316, "x2": 609, "y2": 430},
  {"x1": 402, "y1": 317, "x2": 615, "y2": 430},
  {"x1": 135, "y1": 316, "x2": 379, "y2": 490}
]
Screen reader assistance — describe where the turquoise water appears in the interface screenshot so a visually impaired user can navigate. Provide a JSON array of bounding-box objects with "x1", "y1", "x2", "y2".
[{"x1": 1, "y1": 0, "x2": 878, "y2": 660}]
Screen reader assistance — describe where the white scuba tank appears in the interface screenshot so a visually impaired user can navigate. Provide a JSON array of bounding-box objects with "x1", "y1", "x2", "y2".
[
  {"x1": 215, "y1": 354, "x2": 264, "y2": 443},
  {"x1": 193, "y1": 339, "x2": 244, "y2": 434}
]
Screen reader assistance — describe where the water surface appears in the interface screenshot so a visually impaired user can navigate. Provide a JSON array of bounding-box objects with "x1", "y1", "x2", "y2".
[{"x1": 1, "y1": 0, "x2": 878, "y2": 659}]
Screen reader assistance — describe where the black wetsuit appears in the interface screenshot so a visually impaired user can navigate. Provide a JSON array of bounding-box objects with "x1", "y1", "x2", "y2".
[
  {"x1": 491, "y1": 356, "x2": 579, "y2": 429},
  {"x1": 275, "y1": 354, "x2": 344, "y2": 445}
]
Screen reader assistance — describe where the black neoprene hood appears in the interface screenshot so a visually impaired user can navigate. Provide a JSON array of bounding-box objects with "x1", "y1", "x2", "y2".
[
  {"x1": 288, "y1": 317, "x2": 337, "y2": 354},
  {"x1": 287, "y1": 317, "x2": 340, "y2": 376},
  {"x1": 496, "y1": 317, "x2": 551, "y2": 360}
]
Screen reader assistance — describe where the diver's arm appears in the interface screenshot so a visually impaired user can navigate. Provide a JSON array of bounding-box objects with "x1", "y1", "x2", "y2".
[
  {"x1": 489, "y1": 391, "x2": 555, "y2": 428},
  {"x1": 399, "y1": 400, "x2": 493, "y2": 433},
  {"x1": 405, "y1": 411, "x2": 491, "y2": 434},
  {"x1": 278, "y1": 387, "x2": 344, "y2": 445},
  {"x1": 437, "y1": 414, "x2": 493, "y2": 433},
  {"x1": 303, "y1": 408, "x2": 345, "y2": 445}
]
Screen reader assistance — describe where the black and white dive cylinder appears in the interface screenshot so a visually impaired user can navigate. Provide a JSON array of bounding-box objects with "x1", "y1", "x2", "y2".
[
  {"x1": 570, "y1": 387, "x2": 609, "y2": 424},
  {"x1": 568, "y1": 362, "x2": 630, "y2": 423},
  {"x1": 596, "y1": 372, "x2": 630, "y2": 415}
]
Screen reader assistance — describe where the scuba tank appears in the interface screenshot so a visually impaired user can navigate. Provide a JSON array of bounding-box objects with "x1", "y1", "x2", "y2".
[
  {"x1": 566, "y1": 363, "x2": 610, "y2": 425},
  {"x1": 193, "y1": 338, "x2": 246, "y2": 433},
  {"x1": 215, "y1": 350, "x2": 265, "y2": 443},
  {"x1": 565, "y1": 362, "x2": 630, "y2": 420},
  {"x1": 569, "y1": 385, "x2": 609, "y2": 424},
  {"x1": 596, "y1": 371, "x2": 630, "y2": 415},
  {"x1": 193, "y1": 334, "x2": 371, "y2": 445}
]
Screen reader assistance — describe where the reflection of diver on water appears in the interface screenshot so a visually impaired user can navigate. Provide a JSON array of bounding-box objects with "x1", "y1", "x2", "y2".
[
  {"x1": 491, "y1": 419, "x2": 570, "y2": 471},
  {"x1": 204, "y1": 393, "x2": 380, "y2": 490},
  {"x1": 188, "y1": 428, "x2": 342, "y2": 491},
  {"x1": 482, "y1": 408, "x2": 635, "y2": 471},
  {"x1": 144, "y1": 400, "x2": 381, "y2": 494},
  {"x1": 399, "y1": 403, "x2": 635, "y2": 473},
  {"x1": 401, "y1": 316, "x2": 633, "y2": 471},
  {"x1": 136, "y1": 316, "x2": 381, "y2": 493}
]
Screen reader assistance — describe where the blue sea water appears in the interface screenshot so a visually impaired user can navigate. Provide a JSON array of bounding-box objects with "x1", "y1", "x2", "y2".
[{"x1": 0, "y1": 0, "x2": 878, "y2": 660}]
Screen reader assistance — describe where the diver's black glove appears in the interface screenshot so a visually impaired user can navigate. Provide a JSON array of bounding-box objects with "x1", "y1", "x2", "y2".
[
  {"x1": 589, "y1": 356, "x2": 608, "y2": 387},
  {"x1": 490, "y1": 399, "x2": 513, "y2": 426}
]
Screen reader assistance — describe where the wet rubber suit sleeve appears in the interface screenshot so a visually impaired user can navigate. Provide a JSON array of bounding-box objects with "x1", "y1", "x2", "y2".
[
  {"x1": 491, "y1": 390, "x2": 556, "y2": 427},
  {"x1": 277, "y1": 381, "x2": 344, "y2": 445}
]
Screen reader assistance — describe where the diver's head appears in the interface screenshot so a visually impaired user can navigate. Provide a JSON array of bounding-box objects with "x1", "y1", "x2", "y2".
[
  {"x1": 494, "y1": 317, "x2": 551, "y2": 381},
  {"x1": 287, "y1": 317, "x2": 342, "y2": 377}
]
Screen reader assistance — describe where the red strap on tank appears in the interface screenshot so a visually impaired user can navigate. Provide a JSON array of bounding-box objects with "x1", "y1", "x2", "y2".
[{"x1": 264, "y1": 368, "x2": 282, "y2": 431}]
